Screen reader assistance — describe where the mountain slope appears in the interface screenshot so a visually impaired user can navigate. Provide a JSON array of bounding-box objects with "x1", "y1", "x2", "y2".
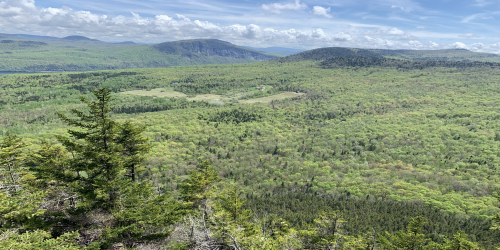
[
  {"x1": 243, "y1": 46, "x2": 306, "y2": 56},
  {"x1": 152, "y1": 39, "x2": 276, "y2": 60},
  {"x1": 371, "y1": 48, "x2": 500, "y2": 62},
  {"x1": 277, "y1": 47, "x2": 383, "y2": 62},
  {"x1": 0, "y1": 35, "x2": 277, "y2": 72},
  {"x1": 277, "y1": 46, "x2": 500, "y2": 63}
]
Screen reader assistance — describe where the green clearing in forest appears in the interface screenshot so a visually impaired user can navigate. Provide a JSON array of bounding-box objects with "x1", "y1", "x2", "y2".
[
  {"x1": 120, "y1": 88, "x2": 225, "y2": 101},
  {"x1": 239, "y1": 92, "x2": 305, "y2": 103},
  {"x1": 120, "y1": 87, "x2": 301, "y2": 104},
  {"x1": 120, "y1": 88, "x2": 188, "y2": 98}
]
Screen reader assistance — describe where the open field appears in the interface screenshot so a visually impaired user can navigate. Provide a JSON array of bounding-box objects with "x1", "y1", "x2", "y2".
[
  {"x1": 187, "y1": 94, "x2": 224, "y2": 101},
  {"x1": 121, "y1": 88, "x2": 225, "y2": 102},
  {"x1": 119, "y1": 87, "x2": 300, "y2": 104},
  {"x1": 239, "y1": 92, "x2": 304, "y2": 103},
  {"x1": 120, "y1": 88, "x2": 187, "y2": 98}
]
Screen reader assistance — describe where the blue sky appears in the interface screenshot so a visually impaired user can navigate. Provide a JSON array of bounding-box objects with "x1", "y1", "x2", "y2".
[{"x1": 0, "y1": 0, "x2": 499, "y2": 53}]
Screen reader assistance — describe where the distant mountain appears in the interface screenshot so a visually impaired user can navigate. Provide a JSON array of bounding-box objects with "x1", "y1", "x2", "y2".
[
  {"x1": 115, "y1": 41, "x2": 137, "y2": 45},
  {"x1": 152, "y1": 39, "x2": 277, "y2": 60},
  {"x1": 277, "y1": 47, "x2": 383, "y2": 62},
  {"x1": 244, "y1": 46, "x2": 305, "y2": 56},
  {"x1": 371, "y1": 49, "x2": 500, "y2": 62},
  {"x1": 0, "y1": 35, "x2": 277, "y2": 72},
  {"x1": 0, "y1": 40, "x2": 48, "y2": 47},
  {"x1": 277, "y1": 47, "x2": 500, "y2": 63},
  {"x1": 62, "y1": 35, "x2": 96, "y2": 41},
  {"x1": 13, "y1": 34, "x2": 58, "y2": 40}
]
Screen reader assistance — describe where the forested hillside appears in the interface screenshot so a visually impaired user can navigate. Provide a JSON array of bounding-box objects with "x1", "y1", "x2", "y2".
[
  {"x1": 2, "y1": 32, "x2": 500, "y2": 73},
  {"x1": 277, "y1": 47, "x2": 500, "y2": 63},
  {"x1": 0, "y1": 35, "x2": 276, "y2": 72},
  {"x1": 372, "y1": 49, "x2": 500, "y2": 62},
  {"x1": 2, "y1": 51, "x2": 500, "y2": 248}
]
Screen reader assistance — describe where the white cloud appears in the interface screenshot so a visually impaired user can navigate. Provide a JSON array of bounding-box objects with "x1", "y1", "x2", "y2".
[
  {"x1": 387, "y1": 28, "x2": 404, "y2": 35},
  {"x1": 453, "y1": 42, "x2": 467, "y2": 49},
  {"x1": 0, "y1": 0, "x2": 36, "y2": 16},
  {"x1": 311, "y1": 6, "x2": 332, "y2": 18},
  {"x1": 385, "y1": 0, "x2": 426, "y2": 13},
  {"x1": 461, "y1": 12, "x2": 499, "y2": 23},
  {"x1": 472, "y1": 0, "x2": 495, "y2": 7},
  {"x1": 0, "y1": 0, "x2": 499, "y2": 54},
  {"x1": 261, "y1": 0, "x2": 307, "y2": 15},
  {"x1": 391, "y1": 5, "x2": 412, "y2": 12},
  {"x1": 362, "y1": 28, "x2": 418, "y2": 41},
  {"x1": 458, "y1": 33, "x2": 482, "y2": 39}
]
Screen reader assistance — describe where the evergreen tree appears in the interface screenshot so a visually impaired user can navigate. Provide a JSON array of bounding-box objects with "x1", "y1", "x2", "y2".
[
  {"x1": 115, "y1": 121, "x2": 150, "y2": 182},
  {"x1": 56, "y1": 88, "x2": 124, "y2": 211},
  {"x1": 0, "y1": 133, "x2": 45, "y2": 231},
  {"x1": 438, "y1": 232, "x2": 480, "y2": 250},
  {"x1": 377, "y1": 216, "x2": 435, "y2": 250},
  {"x1": 32, "y1": 88, "x2": 188, "y2": 248},
  {"x1": 0, "y1": 230, "x2": 81, "y2": 250},
  {"x1": 179, "y1": 160, "x2": 220, "y2": 204},
  {"x1": 299, "y1": 210, "x2": 349, "y2": 249},
  {"x1": 0, "y1": 133, "x2": 27, "y2": 193}
]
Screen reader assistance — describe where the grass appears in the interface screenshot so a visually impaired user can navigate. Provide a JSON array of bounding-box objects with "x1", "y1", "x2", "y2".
[
  {"x1": 239, "y1": 92, "x2": 305, "y2": 103},
  {"x1": 120, "y1": 88, "x2": 224, "y2": 101},
  {"x1": 120, "y1": 88, "x2": 303, "y2": 104},
  {"x1": 120, "y1": 88, "x2": 187, "y2": 98},
  {"x1": 120, "y1": 88, "x2": 304, "y2": 104}
]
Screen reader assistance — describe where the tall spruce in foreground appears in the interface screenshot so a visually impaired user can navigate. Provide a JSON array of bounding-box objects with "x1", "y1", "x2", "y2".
[
  {"x1": 56, "y1": 88, "x2": 123, "y2": 211},
  {"x1": 42, "y1": 88, "x2": 187, "y2": 248}
]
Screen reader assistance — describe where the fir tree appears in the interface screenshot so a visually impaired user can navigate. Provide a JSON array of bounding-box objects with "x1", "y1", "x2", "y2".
[
  {"x1": 378, "y1": 216, "x2": 434, "y2": 250},
  {"x1": 56, "y1": 88, "x2": 124, "y2": 211},
  {"x1": 33, "y1": 88, "x2": 189, "y2": 248},
  {"x1": 116, "y1": 121, "x2": 150, "y2": 182}
]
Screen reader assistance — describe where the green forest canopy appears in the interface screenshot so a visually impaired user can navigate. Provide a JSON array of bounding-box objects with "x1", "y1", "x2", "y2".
[{"x1": 2, "y1": 54, "x2": 500, "y2": 248}]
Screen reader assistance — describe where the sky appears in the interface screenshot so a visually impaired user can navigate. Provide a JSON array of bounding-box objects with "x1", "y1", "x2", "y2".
[{"x1": 0, "y1": 0, "x2": 499, "y2": 53}]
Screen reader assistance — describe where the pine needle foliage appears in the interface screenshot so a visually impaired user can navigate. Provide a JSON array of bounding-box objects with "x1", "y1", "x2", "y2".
[{"x1": 32, "y1": 88, "x2": 190, "y2": 248}]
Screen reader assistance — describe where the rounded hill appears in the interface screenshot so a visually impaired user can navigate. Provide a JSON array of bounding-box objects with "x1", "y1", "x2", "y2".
[{"x1": 152, "y1": 39, "x2": 277, "y2": 60}]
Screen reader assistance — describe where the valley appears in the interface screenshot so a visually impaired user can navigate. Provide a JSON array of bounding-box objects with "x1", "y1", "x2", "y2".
[{"x1": 2, "y1": 46, "x2": 500, "y2": 248}]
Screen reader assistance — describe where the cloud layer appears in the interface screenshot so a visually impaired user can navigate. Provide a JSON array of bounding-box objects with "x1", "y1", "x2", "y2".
[
  {"x1": 261, "y1": 0, "x2": 307, "y2": 14},
  {"x1": 0, "y1": 0, "x2": 499, "y2": 54},
  {"x1": 311, "y1": 6, "x2": 332, "y2": 18}
]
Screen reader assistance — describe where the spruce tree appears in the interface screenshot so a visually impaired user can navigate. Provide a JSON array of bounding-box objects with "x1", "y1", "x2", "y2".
[
  {"x1": 35, "y1": 88, "x2": 189, "y2": 248},
  {"x1": 115, "y1": 121, "x2": 150, "y2": 182},
  {"x1": 56, "y1": 88, "x2": 124, "y2": 211},
  {"x1": 0, "y1": 133, "x2": 45, "y2": 231},
  {"x1": 179, "y1": 160, "x2": 220, "y2": 204},
  {"x1": 378, "y1": 216, "x2": 434, "y2": 250},
  {"x1": 0, "y1": 133, "x2": 27, "y2": 193}
]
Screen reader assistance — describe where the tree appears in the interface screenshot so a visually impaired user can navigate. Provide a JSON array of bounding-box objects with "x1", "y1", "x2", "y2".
[
  {"x1": 115, "y1": 122, "x2": 150, "y2": 182},
  {"x1": 0, "y1": 230, "x2": 81, "y2": 250},
  {"x1": 299, "y1": 210, "x2": 348, "y2": 250},
  {"x1": 179, "y1": 160, "x2": 221, "y2": 204},
  {"x1": 0, "y1": 134, "x2": 72, "y2": 249},
  {"x1": 438, "y1": 231, "x2": 480, "y2": 250},
  {"x1": 0, "y1": 133, "x2": 27, "y2": 193},
  {"x1": 33, "y1": 88, "x2": 188, "y2": 248},
  {"x1": 56, "y1": 88, "x2": 124, "y2": 211},
  {"x1": 0, "y1": 133, "x2": 45, "y2": 231},
  {"x1": 377, "y1": 216, "x2": 434, "y2": 250}
]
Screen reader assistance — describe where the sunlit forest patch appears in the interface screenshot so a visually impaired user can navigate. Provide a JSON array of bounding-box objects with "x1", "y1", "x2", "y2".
[
  {"x1": 120, "y1": 88, "x2": 188, "y2": 98},
  {"x1": 3, "y1": 53, "x2": 500, "y2": 248},
  {"x1": 239, "y1": 91, "x2": 304, "y2": 103}
]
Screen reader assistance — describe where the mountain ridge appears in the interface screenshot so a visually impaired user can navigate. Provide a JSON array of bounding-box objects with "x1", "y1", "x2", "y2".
[
  {"x1": 0, "y1": 35, "x2": 278, "y2": 72},
  {"x1": 152, "y1": 39, "x2": 277, "y2": 60},
  {"x1": 277, "y1": 46, "x2": 500, "y2": 63}
]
